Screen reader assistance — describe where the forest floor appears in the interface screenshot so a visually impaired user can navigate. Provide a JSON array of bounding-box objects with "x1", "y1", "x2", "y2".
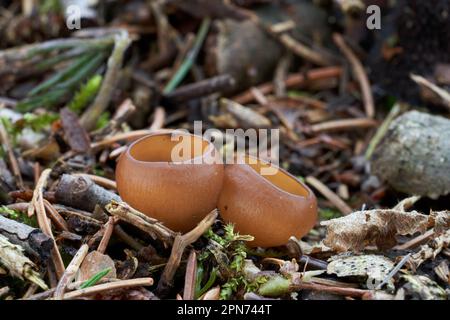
[{"x1": 0, "y1": 0, "x2": 448, "y2": 300}]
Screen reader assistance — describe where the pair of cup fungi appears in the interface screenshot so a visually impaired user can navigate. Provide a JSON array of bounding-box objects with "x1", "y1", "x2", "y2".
[{"x1": 116, "y1": 131, "x2": 317, "y2": 248}]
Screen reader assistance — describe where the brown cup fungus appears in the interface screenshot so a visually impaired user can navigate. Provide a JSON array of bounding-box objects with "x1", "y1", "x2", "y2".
[
  {"x1": 116, "y1": 131, "x2": 224, "y2": 232},
  {"x1": 218, "y1": 155, "x2": 317, "y2": 247}
]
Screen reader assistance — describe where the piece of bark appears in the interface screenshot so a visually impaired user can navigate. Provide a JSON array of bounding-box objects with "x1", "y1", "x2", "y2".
[
  {"x1": 60, "y1": 108, "x2": 91, "y2": 153},
  {"x1": 54, "y1": 174, "x2": 120, "y2": 212},
  {"x1": 205, "y1": 18, "x2": 283, "y2": 92},
  {"x1": 371, "y1": 111, "x2": 450, "y2": 198},
  {"x1": 0, "y1": 214, "x2": 53, "y2": 262}
]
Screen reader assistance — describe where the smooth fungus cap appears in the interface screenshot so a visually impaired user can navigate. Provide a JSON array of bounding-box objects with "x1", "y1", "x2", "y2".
[{"x1": 116, "y1": 131, "x2": 223, "y2": 232}]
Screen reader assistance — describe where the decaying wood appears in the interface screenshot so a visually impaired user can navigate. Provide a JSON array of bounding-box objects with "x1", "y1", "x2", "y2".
[
  {"x1": 55, "y1": 174, "x2": 121, "y2": 212},
  {"x1": 0, "y1": 234, "x2": 47, "y2": 290},
  {"x1": 156, "y1": 209, "x2": 218, "y2": 296},
  {"x1": 371, "y1": 111, "x2": 450, "y2": 198},
  {"x1": 0, "y1": 214, "x2": 53, "y2": 262}
]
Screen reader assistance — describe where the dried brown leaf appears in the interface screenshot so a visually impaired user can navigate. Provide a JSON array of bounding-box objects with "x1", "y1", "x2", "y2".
[
  {"x1": 60, "y1": 108, "x2": 91, "y2": 153},
  {"x1": 430, "y1": 211, "x2": 450, "y2": 234},
  {"x1": 321, "y1": 209, "x2": 430, "y2": 252},
  {"x1": 76, "y1": 251, "x2": 117, "y2": 283},
  {"x1": 407, "y1": 229, "x2": 450, "y2": 270}
]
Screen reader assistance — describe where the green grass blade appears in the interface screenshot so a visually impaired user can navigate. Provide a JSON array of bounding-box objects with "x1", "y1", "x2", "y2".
[
  {"x1": 28, "y1": 53, "x2": 94, "y2": 96},
  {"x1": 79, "y1": 268, "x2": 111, "y2": 289}
]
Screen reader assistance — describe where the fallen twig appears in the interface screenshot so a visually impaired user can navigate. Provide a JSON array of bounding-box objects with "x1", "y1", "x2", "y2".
[
  {"x1": 106, "y1": 201, "x2": 176, "y2": 246},
  {"x1": 163, "y1": 74, "x2": 235, "y2": 104},
  {"x1": 183, "y1": 250, "x2": 197, "y2": 300},
  {"x1": 55, "y1": 174, "x2": 120, "y2": 212},
  {"x1": 81, "y1": 30, "x2": 132, "y2": 131},
  {"x1": 62, "y1": 277, "x2": 153, "y2": 300},
  {"x1": 306, "y1": 176, "x2": 353, "y2": 215},
  {"x1": 156, "y1": 209, "x2": 218, "y2": 295},
  {"x1": 233, "y1": 66, "x2": 342, "y2": 104},
  {"x1": 291, "y1": 281, "x2": 373, "y2": 299},
  {"x1": 30, "y1": 169, "x2": 65, "y2": 279},
  {"x1": 365, "y1": 103, "x2": 402, "y2": 159},
  {"x1": 310, "y1": 118, "x2": 377, "y2": 133},
  {"x1": 72, "y1": 174, "x2": 117, "y2": 190},
  {"x1": 97, "y1": 217, "x2": 116, "y2": 254},
  {"x1": 333, "y1": 33, "x2": 374, "y2": 118},
  {"x1": 54, "y1": 244, "x2": 89, "y2": 300}
]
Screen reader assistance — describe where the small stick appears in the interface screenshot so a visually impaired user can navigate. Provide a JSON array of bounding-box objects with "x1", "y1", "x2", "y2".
[
  {"x1": 291, "y1": 281, "x2": 372, "y2": 299},
  {"x1": 233, "y1": 66, "x2": 342, "y2": 104},
  {"x1": 149, "y1": 107, "x2": 166, "y2": 131},
  {"x1": 24, "y1": 278, "x2": 118, "y2": 300},
  {"x1": 72, "y1": 174, "x2": 117, "y2": 190},
  {"x1": 277, "y1": 33, "x2": 334, "y2": 67},
  {"x1": 163, "y1": 74, "x2": 236, "y2": 104},
  {"x1": 365, "y1": 103, "x2": 402, "y2": 160},
  {"x1": 0, "y1": 115, "x2": 24, "y2": 189},
  {"x1": 31, "y1": 169, "x2": 65, "y2": 279},
  {"x1": 97, "y1": 217, "x2": 116, "y2": 254},
  {"x1": 28, "y1": 169, "x2": 50, "y2": 218},
  {"x1": 156, "y1": 209, "x2": 218, "y2": 295},
  {"x1": 394, "y1": 229, "x2": 435, "y2": 251},
  {"x1": 274, "y1": 53, "x2": 292, "y2": 97},
  {"x1": 43, "y1": 200, "x2": 69, "y2": 232},
  {"x1": 54, "y1": 244, "x2": 89, "y2": 300},
  {"x1": 91, "y1": 127, "x2": 173, "y2": 150},
  {"x1": 183, "y1": 250, "x2": 197, "y2": 300},
  {"x1": 306, "y1": 176, "x2": 353, "y2": 215},
  {"x1": 106, "y1": 201, "x2": 176, "y2": 246},
  {"x1": 411, "y1": 74, "x2": 450, "y2": 110},
  {"x1": 310, "y1": 118, "x2": 377, "y2": 133},
  {"x1": 109, "y1": 145, "x2": 127, "y2": 159},
  {"x1": 62, "y1": 277, "x2": 153, "y2": 300},
  {"x1": 81, "y1": 30, "x2": 131, "y2": 131},
  {"x1": 333, "y1": 33, "x2": 374, "y2": 118}
]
